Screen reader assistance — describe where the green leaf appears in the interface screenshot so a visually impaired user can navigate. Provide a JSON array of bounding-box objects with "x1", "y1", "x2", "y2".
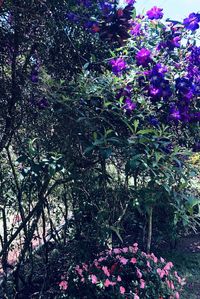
[
  {"x1": 186, "y1": 197, "x2": 200, "y2": 209},
  {"x1": 107, "y1": 137, "x2": 121, "y2": 145},
  {"x1": 83, "y1": 62, "x2": 89, "y2": 70},
  {"x1": 137, "y1": 129, "x2": 155, "y2": 135},
  {"x1": 83, "y1": 146, "x2": 94, "y2": 155},
  {"x1": 133, "y1": 119, "x2": 139, "y2": 132},
  {"x1": 93, "y1": 132, "x2": 98, "y2": 140},
  {"x1": 93, "y1": 139, "x2": 104, "y2": 146},
  {"x1": 105, "y1": 129, "x2": 113, "y2": 137},
  {"x1": 28, "y1": 138, "x2": 38, "y2": 156},
  {"x1": 155, "y1": 151, "x2": 163, "y2": 163}
]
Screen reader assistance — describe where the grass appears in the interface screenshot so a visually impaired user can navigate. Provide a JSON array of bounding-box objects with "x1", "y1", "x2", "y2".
[{"x1": 161, "y1": 251, "x2": 200, "y2": 299}]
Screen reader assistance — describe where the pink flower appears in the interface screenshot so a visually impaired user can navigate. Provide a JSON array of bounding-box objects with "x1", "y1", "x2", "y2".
[
  {"x1": 102, "y1": 266, "x2": 110, "y2": 277},
  {"x1": 136, "y1": 268, "x2": 142, "y2": 278},
  {"x1": 59, "y1": 280, "x2": 68, "y2": 290},
  {"x1": 122, "y1": 247, "x2": 128, "y2": 253},
  {"x1": 120, "y1": 286, "x2": 126, "y2": 294},
  {"x1": 75, "y1": 265, "x2": 83, "y2": 277},
  {"x1": 131, "y1": 257, "x2": 137, "y2": 264},
  {"x1": 175, "y1": 292, "x2": 180, "y2": 299},
  {"x1": 119, "y1": 256, "x2": 128, "y2": 265},
  {"x1": 166, "y1": 280, "x2": 174, "y2": 290},
  {"x1": 134, "y1": 294, "x2": 140, "y2": 299},
  {"x1": 164, "y1": 262, "x2": 173, "y2": 271},
  {"x1": 141, "y1": 252, "x2": 147, "y2": 257},
  {"x1": 140, "y1": 279, "x2": 145, "y2": 289},
  {"x1": 104, "y1": 279, "x2": 111, "y2": 287},
  {"x1": 82, "y1": 263, "x2": 88, "y2": 271},
  {"x1": 91, "y1": 274, "x2": 98, "y2": 284},
  {"x1": 94, "y1": 259, "x2": 100, "y2": 268},
  {"x1": 104, "y1": 279, "x2": 116, "y2": 287},
  {"x1": 117, "y1": 275, "x2": 122, "y2": 282},
  {"x1": 160, "y1": 257, "x2": 165, "y2": 263},
  {"x1": 157, "y1": 268, "x2": 165, "y2": 279},
  {"x1": 147, "y1": 261, "x2": 151, "y2": 268},
  {"x1": 170, "y1": 281, "x2": 174, "y2": 290},
  {"x1": 98, "y1": 257, "x2": 107, "y2": 262},
  {"x1": 174, "y1": 271, "x2": 182, "y2": 284},
  {"x1": 113, "y1": 248, "x2": 121, "y2": 254},
  {"x1": 151, "y1": 253, "x2": 158, "y2": 263}
]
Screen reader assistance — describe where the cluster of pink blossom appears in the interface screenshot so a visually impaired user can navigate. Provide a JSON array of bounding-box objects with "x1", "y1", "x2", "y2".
[{"x1": 58, "y1": 244, "x2": 184, "y2": 298}]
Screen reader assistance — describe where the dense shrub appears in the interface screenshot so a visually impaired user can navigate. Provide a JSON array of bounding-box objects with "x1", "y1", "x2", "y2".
[{"x1": 58, "y1": 244, "x2": 183, "y2": 299}]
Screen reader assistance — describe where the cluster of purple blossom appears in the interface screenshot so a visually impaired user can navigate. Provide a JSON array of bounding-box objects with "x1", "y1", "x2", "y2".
[
  {"x1": 108, "y1": 6, "x2": 200, "y2": 126},
  {"x1": 183, "y1": 13, "x2": 200, "y2": 31},
  {"x1": 115, "y1": 84, "x2": 137, "y2": 111},
  {"x1": 38, "y1": 1, "x2": 199, "y2": 150}
]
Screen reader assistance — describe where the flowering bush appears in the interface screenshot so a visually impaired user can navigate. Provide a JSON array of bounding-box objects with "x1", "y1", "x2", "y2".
[
  {"x1": 58, "y1": 244, "x2": 184, "y2": 299},
  {"x1": 106, "y1": 9, "x2": 200, "y2": 132},
  {"x1": 59, "y1": 0, "x2": 200, "y2": 250},
  {"x1": 68, "y1": 0, "x2": 200, "y2": 148}
]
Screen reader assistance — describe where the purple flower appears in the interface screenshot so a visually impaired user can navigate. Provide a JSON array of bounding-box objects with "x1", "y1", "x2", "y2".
[
  {"x1": 130, "y1": 23, "x2": 142, "y2": 36},
  {"x1": 153, "y1": 63, "x2": 168, "y2": 75},
  {"x1": 170, "y1": 108, "x2": 181, "y2": 121},
  {"x1": 110, "y1": 58, "x2": 127, "y2": 76},
  {"x1": 124, "y1": 98, "x2": 136, "y2": 111},
  {"x1": 180, "y1": 106, "x2": 191, "y2": 122},
  {"x1": 136, "y1": 48, "x2": 152, "y2": 67},
  {"x1": 183, "y1": 13, "x2": 200, "y2": 31},
  {"x1": 125, "y1": 0, "x2": 136, "y2": 5},
  {"x1": 171, "y1": 36, "x2": 181, "y2": 47},
  {"x1": 146, "y1": 6, "x2": 163, "y2": 20},
  {"x1": 149, "y1": 86, "x2": 161, "y2": 99},
  {"x1": 184, "y1": 90, "x2": 194, "y2": 101},
  {"x1": 38, "y1": 98, "x2": 49, "y2": 110},
  {"x1": 176, "y1": 77, "x2": 194, "y2": 96},
  {"x1": 149, "y1": 71, "x2": 172, "y2": 100}
]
